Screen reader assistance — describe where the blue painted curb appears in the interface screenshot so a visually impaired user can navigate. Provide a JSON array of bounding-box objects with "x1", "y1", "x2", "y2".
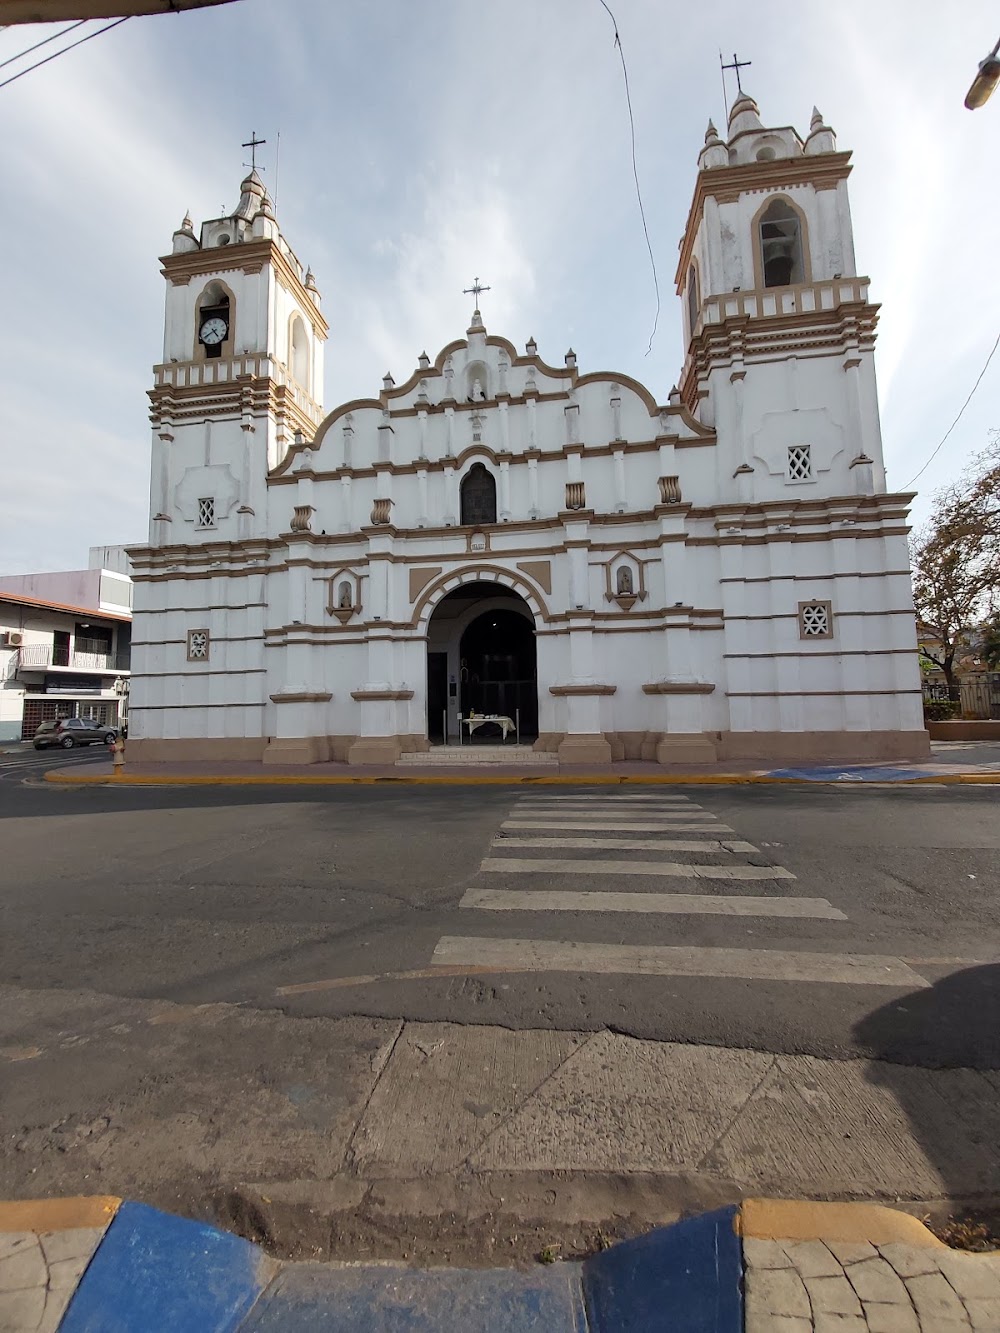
[
  {"x1": 239, "y1": 1263, "x2": 588, "y2": 1332},
  {"x1": 766, "y1": 764, "x2": 941, "y2": 782},
  {"x1": 53, "y1": 1201, "x2": 742, "y2": 1331},
  {"x1": 583, "y1": 1205, "x2": 743, "y2": 1332},
  {"x1": 59, "y1": 1201, "x2": 271, "y2": 1333}
]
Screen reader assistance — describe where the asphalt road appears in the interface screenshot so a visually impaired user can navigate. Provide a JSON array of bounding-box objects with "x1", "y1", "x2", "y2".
[{"x1": 2, "y1": 766, "x2": 999, "y2": 1067}]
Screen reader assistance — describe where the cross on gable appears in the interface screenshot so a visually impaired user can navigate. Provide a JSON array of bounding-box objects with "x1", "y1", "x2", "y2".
[{"x1": 463, "y1": 276, "x2": 491, "y2": 311}]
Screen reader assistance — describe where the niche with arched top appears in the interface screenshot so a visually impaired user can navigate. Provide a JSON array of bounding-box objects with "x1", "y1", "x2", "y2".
[
  {"x1": 290, "y1": 314, "x2": 309, "y2": 390},
  {"x1": 460, "y1": 462, "x2": 497, "y2": 526},
  {"x1": 465, "y1": 361, "x2": 490, "y2": 403},
  {"x1": 686, "y1": 264, "x2": 700, "y2": 339}
]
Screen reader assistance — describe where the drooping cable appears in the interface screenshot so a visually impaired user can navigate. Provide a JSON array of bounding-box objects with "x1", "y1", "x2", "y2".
[
  {"x1": 903, "y1": 329, "x2": 1000, "y2": 489},
  {"x1": 597, "y1": 0, "x2": 661, "y2": 355},
  {"x1": 0, "y1": 16, "x2": 129, "y2": 92}
]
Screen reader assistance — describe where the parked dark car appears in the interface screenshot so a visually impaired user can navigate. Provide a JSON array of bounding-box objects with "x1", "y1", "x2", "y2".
[{"x1": 33, "y1": 718, "x2": 117, "y2": 750}]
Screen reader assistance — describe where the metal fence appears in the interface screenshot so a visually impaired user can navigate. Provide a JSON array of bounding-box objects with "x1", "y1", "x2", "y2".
[{"x1": 960, "y1": 675, "x2": 1000, "y2": 720}]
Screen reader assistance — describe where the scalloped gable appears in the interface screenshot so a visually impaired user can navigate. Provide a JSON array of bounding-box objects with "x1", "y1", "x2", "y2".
[{"x1": 273, "y1": 321, "x2": 711, "y2": 476}]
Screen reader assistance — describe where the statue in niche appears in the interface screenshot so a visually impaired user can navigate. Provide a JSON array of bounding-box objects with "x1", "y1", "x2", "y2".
[
  {"x1": 470, "y1": 377, "x2": 485, "y2": 402},
  {"x1": 338, "y1": 581, "x2": 353, "y2": 609},
  {"x1": 616, "y1": 566, "x2": 634, "y2": 595}
]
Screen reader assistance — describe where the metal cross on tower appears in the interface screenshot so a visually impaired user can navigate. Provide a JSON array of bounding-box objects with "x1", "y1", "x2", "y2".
[
  {"x1": 241, "y1": 131, "x2": 267, "y2": 171},
  {"x1": 720, "y1": 51, "x2": 751, "y2": 96},
  {"x1": 463, "y1": 276, "x2": 491, "y2": 312}
]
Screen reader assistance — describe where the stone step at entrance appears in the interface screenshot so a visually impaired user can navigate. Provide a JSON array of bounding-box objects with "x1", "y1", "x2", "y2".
[{"x1": 397, "y1": 744, "x2": 558, "y2": 767}]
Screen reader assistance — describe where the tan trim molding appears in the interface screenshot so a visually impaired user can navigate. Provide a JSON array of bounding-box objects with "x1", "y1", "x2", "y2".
[
  {"x1": 548, "y1": 684, "x2": 617, "y2": 696},
  {"x1": 350, "y1": 688, "x2": 415, "y2": 701},
  {"x1": 269, "y1": 691, "x2": 332, "y2": 703},
  {"x1": 642, "y1": 682, "x2": 716, "y2": 695}
]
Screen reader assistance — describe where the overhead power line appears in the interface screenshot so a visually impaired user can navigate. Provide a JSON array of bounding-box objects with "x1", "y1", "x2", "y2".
[
  {"x1": 0, "y1": 14, "x2": 128, "y2": 91},
  {"x1": 0, "y1": 18, "x2": 86, "y2": 73},
  {"x1": 597, "y1": 0, "x2": 661, "y2": 356},
  {"x1": 903, "y1": 328, "x2": 1000, "y2": 490}
]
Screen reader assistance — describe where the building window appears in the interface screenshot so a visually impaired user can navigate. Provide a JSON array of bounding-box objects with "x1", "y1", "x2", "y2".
[
  {"x1": 759, "y1": 198, "x2": 804, "y2": 287},
  {"x1": 686, "y1": 265, "x2": 699, "y2": 339},
  {"x1": 787, "y1": 445, "x2": 813, "y2": 483},
  {"x1": 799, "y1": 601, "x2": 833, "y2": 640},
  {"x1": 460, "y1": 462, "x2": 497, "y2": 526},
  {"x1": 197, "y1": 497, "x2": 216, "y2": 528},
  {"x1": 187, "y1": 628, "x2": 210, "y2": 661}
]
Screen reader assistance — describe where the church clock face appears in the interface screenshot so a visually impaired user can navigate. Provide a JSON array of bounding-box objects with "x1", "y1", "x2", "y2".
[{"x1": 200, "y1": 316, "x2": 228, "y2": 345}]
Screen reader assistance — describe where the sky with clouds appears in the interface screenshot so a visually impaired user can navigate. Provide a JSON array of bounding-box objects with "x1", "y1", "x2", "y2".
[{"x1": 0, "y1": 0, "x2": 997, "y2": 574}]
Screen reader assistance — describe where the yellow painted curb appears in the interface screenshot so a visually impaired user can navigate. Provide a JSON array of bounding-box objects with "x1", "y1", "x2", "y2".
[
  {"x1": 742, "y1": 1198, "x2": 945, "y2": 1247},
  {"x1": 43, "y1": 768, "x2": 1000, "y2": 788},
  {"x1": 0, "y1": 1196, "x2": 121, "y2": 1232},
  {"x1": 44, "y1": 770, "x2": 758, "y2": 787}
]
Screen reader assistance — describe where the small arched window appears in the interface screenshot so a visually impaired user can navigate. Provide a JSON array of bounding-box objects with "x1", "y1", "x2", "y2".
[
  {"x1": 290, "y1": 315, "x2": 309, "y2": 388},
  {"x1": 686, "y1": 265, "x2": 700, "y2": 338},
  {"x1": 759, "y1": 198, "x2": 804, "y2": 288},
  {"x1": 460, "y1": 463, "x2": 497, "y2": 526}
]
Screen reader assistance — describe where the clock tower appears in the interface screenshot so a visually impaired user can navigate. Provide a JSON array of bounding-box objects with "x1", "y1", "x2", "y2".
[{"x1": 147, "y1": 168, "x2": 327, "y2": 546}]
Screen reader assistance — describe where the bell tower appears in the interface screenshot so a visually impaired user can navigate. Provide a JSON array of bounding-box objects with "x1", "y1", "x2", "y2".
[
  {"x1": 147, "y1": 169, "x2": 327, "y2": 546},
  {"x1": 675, "y1": 92, "x2": 886, "y2": 501}
]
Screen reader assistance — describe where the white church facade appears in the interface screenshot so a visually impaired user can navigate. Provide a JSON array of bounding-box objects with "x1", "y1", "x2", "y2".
[{"x1": 128, "y1": 92, "x2": 929, "y2": 766}]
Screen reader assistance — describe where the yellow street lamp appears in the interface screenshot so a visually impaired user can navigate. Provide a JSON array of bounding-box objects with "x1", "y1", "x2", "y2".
[{"x1": 965, "y1": 36, "x2": 1000, "y2": 110}]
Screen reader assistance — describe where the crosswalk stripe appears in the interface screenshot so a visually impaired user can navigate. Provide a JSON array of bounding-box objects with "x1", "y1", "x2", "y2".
[
  {"x1": 512, "y1": 803, "x2": 697, "y2": 813},
  {"x1": 481, "y1": 857, "x2": 795, "y2": 881},
  {"x1": 495, "y1": 836, "x2": 759, "y2": 853},
  {"x1": 431, "y1": 937, "x2": 928, "y2": 988},
  {"x1": 502, "y1": 819, "x2": 730, "y2": 833},
  {"x1": 460, "y1": 888, "x2": 844, "y2": 919},
  {"x1": 514, "y1": 794, "x2": 695, "y2": 803}
]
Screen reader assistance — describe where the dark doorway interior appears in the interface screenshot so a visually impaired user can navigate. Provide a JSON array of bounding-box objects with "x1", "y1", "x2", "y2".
[
  {"x1": 459, "y1": 608, "x2": 537, "y2": 738},
  {"x1": 427, "y1": 652, "x2": 448, "y2": 741}
]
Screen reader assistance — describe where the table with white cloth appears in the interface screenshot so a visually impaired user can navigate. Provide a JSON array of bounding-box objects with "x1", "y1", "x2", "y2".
[{"x1": 463, "y1": 714, "x2": 516, "y2": 741}]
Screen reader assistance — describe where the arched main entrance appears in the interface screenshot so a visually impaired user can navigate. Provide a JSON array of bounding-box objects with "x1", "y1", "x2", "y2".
[{"x1": 426, "y1": 581, "x2": 538, "y2": 744}]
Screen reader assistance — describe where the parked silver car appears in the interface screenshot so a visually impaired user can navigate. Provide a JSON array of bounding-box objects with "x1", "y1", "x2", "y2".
[{"x1": 33, "y1": 718, "x2": 117, "y2": 749}]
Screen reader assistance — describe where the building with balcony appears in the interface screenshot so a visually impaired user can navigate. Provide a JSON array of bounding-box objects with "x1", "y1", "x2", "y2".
[{"x1": 0, "y1": 547, "x2": 132, "y2": 741}]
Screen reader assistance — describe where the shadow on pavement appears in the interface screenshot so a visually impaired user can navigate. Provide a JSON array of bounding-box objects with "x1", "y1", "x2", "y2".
[
  {"x1": 854, "y1": 964, "x2": 1000, "y2": 1203},
  {"x1": 854, "y1": 964, "x2": 1000, "y2": 1070}
]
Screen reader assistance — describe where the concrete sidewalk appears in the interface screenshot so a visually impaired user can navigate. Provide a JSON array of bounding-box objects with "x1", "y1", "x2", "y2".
[
  {"x1": 4, "y1": 985, "x2": 1000, "y2": 1256},
  {"x1": 3, "y1": 1194, "x2": 997, "y2": 1331},
  {"x1": 37, "y1": 738, "x2": 1000, "y2": 785}
]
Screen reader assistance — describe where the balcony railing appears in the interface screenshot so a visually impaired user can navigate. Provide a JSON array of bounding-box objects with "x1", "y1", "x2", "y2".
[
  {"x1": 14, "y1": 645, "x2": 130, "y2": 673},
  {"x1": 695, "y1": 277, "x2": 871, "y2": 335}
]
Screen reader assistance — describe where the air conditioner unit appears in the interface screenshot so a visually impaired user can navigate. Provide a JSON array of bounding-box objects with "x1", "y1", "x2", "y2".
[{"x1": 4, "y1": 631, "x2": 24, "y2": 647}]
